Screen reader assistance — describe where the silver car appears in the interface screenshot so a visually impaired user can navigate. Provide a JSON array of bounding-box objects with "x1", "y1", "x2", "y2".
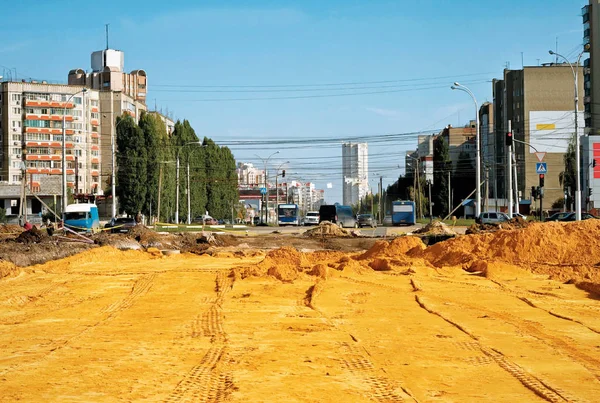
[
  {"x1": 476, "y1": 211, "x2": 510, "y2": 225},
  {"x1": 302, "y1": 211, "x2": 319, "y2": 226}
]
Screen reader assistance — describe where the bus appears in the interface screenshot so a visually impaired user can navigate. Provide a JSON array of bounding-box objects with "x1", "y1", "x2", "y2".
[
  {"x1": 278, "y1": 204, "x2": 300, "y2": 226},
  {"x1": 392, "y1": 200, "x2": 416, "y2": 226}
]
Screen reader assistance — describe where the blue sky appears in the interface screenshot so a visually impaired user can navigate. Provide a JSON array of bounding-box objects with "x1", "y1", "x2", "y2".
[{"x1": 0, "y1": 0, "x2": 585, "y2": 203}]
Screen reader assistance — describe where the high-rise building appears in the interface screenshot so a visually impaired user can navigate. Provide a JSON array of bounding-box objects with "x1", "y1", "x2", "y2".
[
  {"x1": 69, "y1": 49, "x2": 147, "y2": 198},
  {"x1": 0, "y1": 81, "x2": 102, "y2": 217},
  {"x1": 236, "y1": 162, "x2": 265, "y2": 189},
  {"x1": 493, "y1": 65, "x2": 584, "y2": 206},
  {"x1": 583, "y1": 2, "x2": 600, "y2": 209},
  {"x1": 342, "y1": 142, "x2": 368, "y2": 205}
]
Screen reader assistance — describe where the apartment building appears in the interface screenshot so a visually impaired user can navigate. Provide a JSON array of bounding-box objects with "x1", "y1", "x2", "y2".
[
  {"x1": 236, "y1": 162, "x2": 265, "y2": 189},
  {"x1": 0, "y1": 81, "x2": 101, "y2": 193},
  {"x1": 342, "y1": 142, "x2": 368, "y2": 206},
  {"x1": 493, "y1": 65, "x2": 584, "y2": 206},
  {"x1": 69, "y1": 48, "x2": 147, "y2": 193}
]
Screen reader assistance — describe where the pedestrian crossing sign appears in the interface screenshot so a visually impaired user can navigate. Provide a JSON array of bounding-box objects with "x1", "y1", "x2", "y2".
[{"x1": 536, "y1": 162, "x2": 547, "y2": 174}]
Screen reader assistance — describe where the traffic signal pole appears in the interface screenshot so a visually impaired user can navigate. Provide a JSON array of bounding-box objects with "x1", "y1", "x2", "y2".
[{"x1": 507, "y1": 120, "x2": 513, "y2": 218}]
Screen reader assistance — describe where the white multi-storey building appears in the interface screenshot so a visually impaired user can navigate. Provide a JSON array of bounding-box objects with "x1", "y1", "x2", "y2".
[
  {"x1": 0, "y1": 81, "x2": 102, "y2": 194},
  {"x1": 236, "y1": 162, "x2": 265, "y2": 189},
  {"x1": 342, "y1": 142, "x2": 368, "y2": 205}
]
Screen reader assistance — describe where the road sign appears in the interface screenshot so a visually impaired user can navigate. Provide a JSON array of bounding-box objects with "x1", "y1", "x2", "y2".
[
  {"x1": 260, "y1": 187, "x2": 267, "y2": 194},
  {"x1": 536, "y1": 162, "x2": 547, "y2": 174},
  {"x1": 535, "y1": 152, "x2": 546, "y2": 162}
]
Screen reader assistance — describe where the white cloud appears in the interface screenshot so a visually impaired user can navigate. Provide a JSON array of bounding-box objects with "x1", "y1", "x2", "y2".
[{"x1": 365, "y1": 107, "x2": 401, "y2": 117}]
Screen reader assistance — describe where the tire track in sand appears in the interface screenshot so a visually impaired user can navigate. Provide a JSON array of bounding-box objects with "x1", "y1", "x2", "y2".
[
  {"x1": 302, "y1": 279, "x2": 417, "y2": 402},
  {"x1": 0, "y1": 273, "x2": 157, "y2": 377},
  {"x1": 415, "y1": 294, "x2": 581, "y2": 403},
  {"x1": 164, "y1": 270, "x2": 235, "y2": 402}
]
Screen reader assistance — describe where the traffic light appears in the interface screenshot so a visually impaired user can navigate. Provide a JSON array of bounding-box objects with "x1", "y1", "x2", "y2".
[
  {"x1": 539, "y1": 174, "x2": 545, "y2": 188},
  {"x1": 593, "y1": 159, "x2": 597, "y2": 168},
  {"x1": 506, "y1": 131, "x2": 513, "y2": 146},
  {"x1": 282, "y1": 170, "x2": 286, "y2": 178},
  {"x1": 531, "y1": 186, "x2": 537, "y2": 200},
  {"x1": 589, "y1": 188, "x2": 593, "y2": 197}
]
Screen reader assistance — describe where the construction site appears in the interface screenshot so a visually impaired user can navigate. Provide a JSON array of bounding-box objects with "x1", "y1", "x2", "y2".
[{"x1": 1, "y1": 220, "x2": 600, "y2": 402}]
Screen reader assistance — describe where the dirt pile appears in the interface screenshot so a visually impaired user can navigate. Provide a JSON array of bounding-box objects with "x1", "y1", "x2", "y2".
[
  {"x1": 358, "y1": 236, "x2": 425, "y2": 260},
  {"x1": 0, "y1": 224, "x2": 22, "y2": 234},
  {"x1": 304, "y1": 221, "x2": 352, "y2": 237},
  {"x1": 233, "y1": 246, "x2": 352, "y2": 282},
  {"x1": 15, "y1": 226, "x2": 45, "y2": 244},
  {"x1": 417, "y1": 220, "x2": 600, "y2": 294},
  {"x1": 413, "y1": 221, "x2": 457, "y2": 236},
  {"x1": 466, "y1": 216, "x2": 530, "y2": 234}
]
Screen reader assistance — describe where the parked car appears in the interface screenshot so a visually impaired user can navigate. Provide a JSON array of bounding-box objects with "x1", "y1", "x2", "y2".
[
  {"x1": 513, "y1": 213, "x2": 527, "y2": 220},
  {"x1": 383, "y1": 215, "x2": 393, "y2": 226},
  {"x1": 546, "y1": 212, "x2": 572, "y2": 222},
  {"x1": 303, "y1": 211, "x2": 320, "y2": 226},
  {"x1": 204, "y1": 217, "x2": 218, "y2": 225},
  {"x1": 558, "y1": 212, "x2": 599, "y2": 222},
  {"x1": 357, "y1": 214, "x2": 377, "y2": 228},
  {"x1": 476, "y1": 211, "x2": 510, "y2": 225},
  {"x1": 105, "y1": 217, "x2": 137, "y2": 234}
]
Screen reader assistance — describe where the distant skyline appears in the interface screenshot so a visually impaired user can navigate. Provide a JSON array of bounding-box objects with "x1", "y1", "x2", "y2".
[{"x1": 0, "y1": 0, "x2": 585, "y2": 203}]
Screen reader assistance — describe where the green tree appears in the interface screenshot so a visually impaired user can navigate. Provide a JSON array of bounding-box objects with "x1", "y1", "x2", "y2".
[
  {"x1": 559, "y1": 138, "x2": 576, "y2": 210},
  {"x1": 453, "y1": 151, "x2": 475, "y2": 215},
  {"x1": 138, "y1": 111, "x2": 162, "y2": 218},
  {"x1": 116, "y1": 115, "x2": 147, "y2": 215},
  {"x1": 203, "y1": 137, "x2": 238, "y2": 219},
  {"x1": 432, "y1": 136, "x2": 451, "y2": 216}
]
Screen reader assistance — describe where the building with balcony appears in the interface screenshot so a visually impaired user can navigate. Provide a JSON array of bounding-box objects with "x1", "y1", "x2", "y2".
[{"x1": 0, "y1": 81, "x2": 102, "y2": 215}]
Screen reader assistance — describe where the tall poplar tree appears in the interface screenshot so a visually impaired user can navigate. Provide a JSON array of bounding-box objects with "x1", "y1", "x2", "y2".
[{"x1": 116, "y1": 115, "x2": 147, "y2": 215}]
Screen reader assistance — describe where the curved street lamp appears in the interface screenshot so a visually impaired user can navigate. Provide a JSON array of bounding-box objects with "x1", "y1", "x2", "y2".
[
  {"x1": 451, "y1": 82, "x2": 481, "y2": 217},
  {"x1": 174, "y1": 141, "x2": 203, "y2": 224},
  {"x1": 549, "y1": 49, "x2": 584, "y2": 221}
]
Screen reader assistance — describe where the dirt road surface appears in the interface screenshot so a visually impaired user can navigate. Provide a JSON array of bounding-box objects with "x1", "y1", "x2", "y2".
[{"x1": 1, "y1": 221, "x2": 600, "y2": 402}]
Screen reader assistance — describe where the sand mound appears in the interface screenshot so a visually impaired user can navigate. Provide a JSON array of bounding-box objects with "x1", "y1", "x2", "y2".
[
  {"x1": 358, "y1": 236, "x2": 425, "y2": 260},
  {"x1": 419, "y1": 220, "x2": 600, "y2": 293},
  {"x1": 304, "y1": 221, "x2": 352, "y2": 237},
  {"x1": 0, "y1": 260, "x2": 19, "y2": 279},
  {"x1": 413, "y1": 221, "x2": 457, "y2": 236}
]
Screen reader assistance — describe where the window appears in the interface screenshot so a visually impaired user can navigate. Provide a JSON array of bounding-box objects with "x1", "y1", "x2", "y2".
[
  {"x1": 12, "y1": 175, "x2": 22, "y2": 182},
  {"x1": 74, "y1": 97, "x2": 82, "y2": 105},
  {"x1": 12, "y1": 120, "x2": 21, "y2": 128},
  {"x1": 91, "y1": 112, "x2": 99, "y2": 119},
  {"x1": 90, "y1": 100, "x2": 99, "y2": 107},
  {"x1": 72, "y1": 110, "x2": 82, "y2": 117},
  {"x1": 12, "y1": 94, "x2": 21, "y2": 102},
  {"x1": 12, "y1": 148, "x2": 21, "y2": 155},
  {"x1": 40, "y1": 108, "x2": 48, "y2": 114},
  {"x1": 12, "y1": 107, "x2": 21, "y2": 114}
]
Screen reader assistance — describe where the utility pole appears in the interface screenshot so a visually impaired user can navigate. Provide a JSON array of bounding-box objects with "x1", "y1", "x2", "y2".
[
  {"x1": 157, "y1": 164, "x2": 163, "y2": 222},
  {"x1": 507, "y1": 120, "x2": 513, "y2": 218},
  {"x1": 485, "y1": 167, "x2": 489, "y2": 212},
  {"x1": 513, "y1": 145, "x2": 519, "y2": 215},
  {"x1": 75, "y1": 156, "x2": 79, "y2": 196},
  {"x1": 175, "y1": 154, "x2": 180, "y2": 223},
  {"x1": 379, "y1": 175, "x2": 383, "y2": 224},
  {"x1": 428, "y1": 180, "x2": 432, "y2": 223},
  {"x1": 448, "y1": 171, "x2": 451, "y2": 217},
  {"x1": 187, "y1": 161, "x2": 191, "y2": 224}
]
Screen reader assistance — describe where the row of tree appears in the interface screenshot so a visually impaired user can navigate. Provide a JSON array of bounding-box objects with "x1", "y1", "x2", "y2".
[{"x1": 114, "y1": 112, "x2": 238, "y2": 222}]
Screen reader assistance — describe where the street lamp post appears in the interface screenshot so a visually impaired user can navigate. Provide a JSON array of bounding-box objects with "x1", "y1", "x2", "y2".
[
  {"x1": 254, "y1": 151, "x2": 279, "y2": 224},
  {"x1": 62, "y1": 88, "x2": 87, "y2": 213},
  {"x1": 549, "y1": 50, "x2": 584, "y2": 221},
  {"x1": 174, "y1": 141, "x2": 203, "y2": 224},
  {"x1": 451, "y1": 82, "x2": 481, "y2": 217}
]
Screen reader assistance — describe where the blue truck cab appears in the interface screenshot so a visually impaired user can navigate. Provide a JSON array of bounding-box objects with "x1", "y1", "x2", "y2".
[{"x1": 63, "y1": 203, "x2": 100, "y2": 233}]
